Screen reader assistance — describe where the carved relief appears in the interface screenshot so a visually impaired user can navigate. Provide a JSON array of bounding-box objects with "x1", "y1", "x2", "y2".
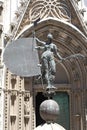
[
  {"x1": 29, "y1": 0, "x2": 71, "y2": 22},
  {"x1": 73, "y1": 70, "x2": 80, "y2": 81},
  {"x1": 74, "y1": 46, "x2": 82, "y2": 53},
  {"x1": 24, "y1": 97, "x2": 30, "y2": 115},
  {"x1": 24, "y1": 95, "x2": 30, "y2": 130},
  {"x1": 68, "y1": 61, "x2": 80, "y2": 81}
]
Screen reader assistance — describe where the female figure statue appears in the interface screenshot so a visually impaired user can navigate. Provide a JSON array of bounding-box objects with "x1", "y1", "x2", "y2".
[{"x1": 35, "y1": 33, "x2": 63, "y2": 89}]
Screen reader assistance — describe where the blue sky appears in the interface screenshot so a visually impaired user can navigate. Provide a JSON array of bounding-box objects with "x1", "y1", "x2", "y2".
[{"x1": 84, "y1": 0, "x2": 87, "y2": 6}]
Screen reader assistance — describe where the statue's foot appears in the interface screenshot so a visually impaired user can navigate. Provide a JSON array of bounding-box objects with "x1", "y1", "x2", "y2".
[
  {"x1": 51, "y1": 86, "x2": 56, "y2": 89},
  {"x1": 46, "y1": 85, "x2": 56, "y2": 91},
  {"x1": 46, "y1": 85, "x2": 51, "y2": 89},
  {"x1": 45, "y1": 86, "x2": 56, "y2": 96}
]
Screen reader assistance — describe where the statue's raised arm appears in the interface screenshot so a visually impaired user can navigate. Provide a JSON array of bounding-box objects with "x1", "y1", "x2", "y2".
[{"x1": 35, "y1": 37, "x2": 46, "y2": 45}]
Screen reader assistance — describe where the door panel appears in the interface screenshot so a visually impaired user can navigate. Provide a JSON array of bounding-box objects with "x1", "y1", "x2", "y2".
[{"x1": 53, "y1": 92, "x2": 70, "y2": 130}]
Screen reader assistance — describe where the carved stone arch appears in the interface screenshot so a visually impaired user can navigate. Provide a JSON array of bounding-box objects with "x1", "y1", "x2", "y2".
[
  {"x1": 74, "y1": 93, "x2": 82, "y2": 114},
  {"x1": 55, "y1": 62, "x2": 69, "y2": 84},
  {"x1": 16, "y1": 17, "x2": 87, "y2": 88},
  {"x1": 75, "y1": 59, "x2": 87, "y2": 89}
]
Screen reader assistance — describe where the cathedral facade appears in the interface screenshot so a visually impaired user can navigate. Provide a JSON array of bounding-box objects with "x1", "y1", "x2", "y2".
[{"x1": 0, "y1": 0, "x2": 87, "y2": 130}]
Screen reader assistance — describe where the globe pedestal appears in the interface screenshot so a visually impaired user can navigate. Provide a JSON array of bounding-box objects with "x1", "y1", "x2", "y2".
[
  {"x1": 40, "y1": 99, "x2": 59, "y2": 123},
  {"x1": 34, "y1": 99, "x2": 66, "y2": 130}
]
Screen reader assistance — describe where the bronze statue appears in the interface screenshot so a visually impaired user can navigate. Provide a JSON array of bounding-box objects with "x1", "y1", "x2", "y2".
[
  {"x1": 35, "y1": 33, "x2": 63, "y2": 89},
  {"x1": 35, "y1": 33, "x2": 85, "y2": 91}
]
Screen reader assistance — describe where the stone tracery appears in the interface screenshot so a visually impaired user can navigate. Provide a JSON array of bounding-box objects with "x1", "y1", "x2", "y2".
[{"x1": 29, "y1": 0, "x2": 71, "y2": 22}]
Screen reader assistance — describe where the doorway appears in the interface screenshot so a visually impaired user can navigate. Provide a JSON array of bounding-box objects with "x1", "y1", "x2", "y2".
[
  {"x1": 35, "y1": 92, "x2": 47, "y2": 126},
  {"x1": 35, "y1": 92, "x2": 70, "y2": 130}
]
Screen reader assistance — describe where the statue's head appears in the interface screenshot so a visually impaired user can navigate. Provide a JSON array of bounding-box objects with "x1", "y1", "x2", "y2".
[{"x1": 47, "y1": 33, "x2": 53, "y2": 40}]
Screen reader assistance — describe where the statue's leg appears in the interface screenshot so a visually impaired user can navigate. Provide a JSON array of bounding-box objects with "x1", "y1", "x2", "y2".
[
  {"x1": 42, "y1": 57, "x2": 51, "y2": 88},
  {"x1": 50, "y1": 59, "x2": 56, "y2": 75},
  {"x1": 49, "y1": 59, "x2": 56, "y2": 87}
]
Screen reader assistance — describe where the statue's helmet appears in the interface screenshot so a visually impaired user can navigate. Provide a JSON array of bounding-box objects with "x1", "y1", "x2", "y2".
[{"x1": 47, "y1": 33, "x2": 53, "y2": 39}]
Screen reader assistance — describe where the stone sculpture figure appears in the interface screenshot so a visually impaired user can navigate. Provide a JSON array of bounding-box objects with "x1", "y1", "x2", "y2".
[
  {"x1": 24, "y1": 98, "x2": 30, "y2": 115},
  {"x1": 35, "y1": 33, "x2": 63, "y2": 89}
]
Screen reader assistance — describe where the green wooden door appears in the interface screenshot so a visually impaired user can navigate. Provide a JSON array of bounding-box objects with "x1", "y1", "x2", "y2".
[{"x1": 53, "y1": 92, "x2": 70, "y2": 130}]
